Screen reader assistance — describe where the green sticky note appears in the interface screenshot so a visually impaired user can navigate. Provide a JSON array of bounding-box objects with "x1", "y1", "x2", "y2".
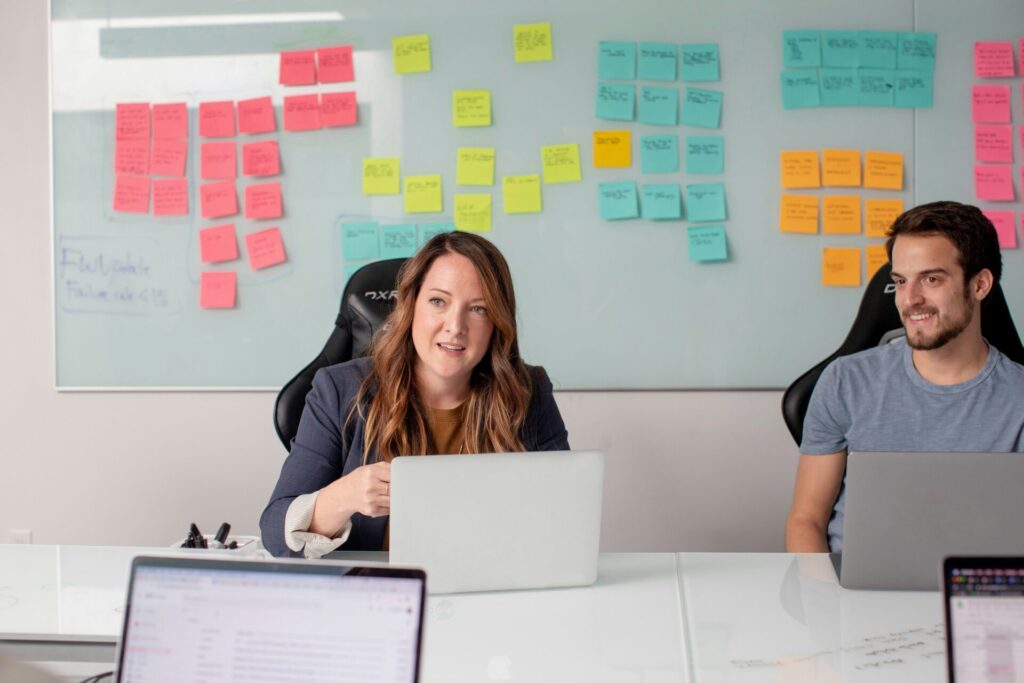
[
  {"x1": 781, "y1": 71, "x2": 821, "y2": 109},
  {"x1": 859, "y1": 31, "x2": 898, "y2": 69},
  {"x1": 820, "y1": 69, "x2": 858, "y2": 106},
  {"x1": 379, "y1": 223, "x2": 418, "y2": 259},
  {"x1": 783, "y1": 30, "x2": 821, "y2": 68},
  {"x1": 894, "y1": 70, "x2": 933, "y2": 108},
  {"x1": 393, "y1": 34, "x2": 431, "y2": 74},
  {"x1": 456, "y1": 147, "x2": 495, "y2": 186},
  {"x1": 687, "y1": 225, "x2": 728, "y2": 262},
  {"x1": 403, "y1": 174, "x2": 443, "y2": 213},
  {"x1": 638, "y1": 86, "x2": 678, "y2": 125},
  {"x1": 638, "y1": 42, "x2": 677, "y2": 81},
  {"x1": 898, "y1": 32, "x2": 936, "y2": 71},
  {"x1": 681, "y1": 88, "x2": 722, "y2": 129},
  {"x1": 502, "y1": 174, "x2": 542, "y2": 214},
  {"x1": 418, "y1": 222, "x2": 454, "y2": 246},
  {"x1": 685, "y1": 183, "x2": 726, "y2": 222},
  {"x1": 640, "y1": 134, "x2": 679, "y2": 173},
  {"x1": 599, "y1": 41, "x2": 636, "y2": 79},
  {"x1": 641, "y1": 184, "x2": 682, "y2": 220},
  {"x1": 680, "y1": 43, "x2": 720, "y2": 82},
  {"x1": 685, "y1": 136, "x2": 724, "y2": 174},
  {"x1": 822, "y1": 31, "x2": 860, "y2": 68},
  {"x1": 598, "y1": 182, "x2": 639, "y2": 220},
  {"x1": 596, "y1": 83, "x2": 635, "y2": 121},
  {"x1": 858, "y1": 69, "x2": 895, "y2": 107},
  {"x1": 342, "y1": 221, "x2": 379, "y2": 260}
]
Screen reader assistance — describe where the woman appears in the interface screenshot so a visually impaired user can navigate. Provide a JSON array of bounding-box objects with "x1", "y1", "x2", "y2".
[{"x1": 260, "y1": 231, "x2": 570, "y2": 557}]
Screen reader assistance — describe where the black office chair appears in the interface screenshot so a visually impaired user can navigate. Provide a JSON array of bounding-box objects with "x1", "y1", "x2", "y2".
[
  {"x1": 781, "y1": 262, "x2": 1024, "y2": 446},
  {"x1": 274, "y1": 259, "x2": 407, "y2": 449}
]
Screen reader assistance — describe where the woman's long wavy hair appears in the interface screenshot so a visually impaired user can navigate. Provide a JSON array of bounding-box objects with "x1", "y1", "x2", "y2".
[{"x1": 351, "y1": 232, "x2": 533, "y2": 463}]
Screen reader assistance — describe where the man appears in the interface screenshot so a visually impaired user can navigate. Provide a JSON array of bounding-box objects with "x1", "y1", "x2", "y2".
[{"x1": 786, "y1": 201, "x2": 1024, "y2": 553}]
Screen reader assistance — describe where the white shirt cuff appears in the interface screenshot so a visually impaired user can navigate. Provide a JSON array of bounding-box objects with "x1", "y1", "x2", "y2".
[{"x1": 284, "y1": 491, "x2": 353, "y2": 559}]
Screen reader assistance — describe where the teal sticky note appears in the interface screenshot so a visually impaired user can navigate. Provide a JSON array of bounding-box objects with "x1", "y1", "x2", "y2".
[
  {"x1": 598, "y1": 182, "x2": 639, "y2": 220},
  {"x1": 638, "y1": 42, "x2": 677, "y2": 81},
  {"x1": 898, "y1": 32, "x2": 936, "y2": 71},
  {"x1": 859, "y1": 31, "x2": 898, "y2": 69},
  {"x1": 640, "y1": 134, "x2": 679, "y2": 173},
  {"x1": 819, "y1": 68, "x2": 858, "y2": 106},
  {"x1": 598, "y1": 41, "x2": 636, "y2": 80},
  {"x1": 780, "y1": 71, "x2": 821, "y2": 109},
  {"x1": 641, "y1": 184, "x2": 682, "y2": 220},
  {"x1": 596, "y1": 83, "x2": 635, "y2": 121},
  {"x1": 418, "y1": 222, "x2": 455, "y2": 246},
  {"x1": 822, "y1": 31, "x2": 860, "y2": 68},
  {"x1": 685, "y1": 136, "x2": 724, "y2": 174},
  {"x1": 894, "y1": 70, "x2": 933, "y2": 108},
  {"x1": 680, "y1": 43, "x2": 720, "y2": 82},
  {"x1": 342, "y1": 221, "x2": 379, "y2": 260},
  {"x1": 687, "y1": 225, "x2": 728, "y2": 262},
  {"x1": 685, "y1": 183, "x2": 726, "y2": 222},
  {"x1": 783, "y1": 30, "x2": 821, "y2": 68},
  {"x1": 858, "y1": 69, "x2": 895, "y2": 106},
  {"x1": 638, "y1": 86, "x2": 678, "y2": 125},
  {"x1": 379, "y1": 223, "x2": 418, "y2": 258},
  {"x1": 681, "y1": 88, "x2": 722, "y2": 129}
]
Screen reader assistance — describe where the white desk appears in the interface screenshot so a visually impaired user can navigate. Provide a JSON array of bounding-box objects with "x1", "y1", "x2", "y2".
[{"x1": 0, "y1": 546, "x2": 946, "y2": 682}]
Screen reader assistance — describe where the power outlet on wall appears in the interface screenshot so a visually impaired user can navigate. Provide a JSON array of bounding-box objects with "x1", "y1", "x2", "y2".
[{"x1": 7, "y1": 529, "x2": 32, "y2": 544}]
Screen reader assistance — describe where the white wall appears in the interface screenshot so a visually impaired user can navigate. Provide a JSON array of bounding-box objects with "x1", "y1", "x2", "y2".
[{"x1": 0, "y1": 1, "x2": 798, "y2": 552}]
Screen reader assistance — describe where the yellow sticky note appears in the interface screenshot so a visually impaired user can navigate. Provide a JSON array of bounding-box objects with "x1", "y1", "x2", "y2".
[
  {"x1": 865, "y1": 244, "x2": 889, "y2": 281},
  {"x1": 503, "y1": 175, "x2": 542, "y2": 214},
  {"x1": 593, "y1": 131, "x2": 631, "y2": 168},
  {"x1": 780, "y1": 151, "x2": 820, "y2": 189},
  {"x1": 514, "y1": 23, "x2": 553, "y2": 63},
  {"x1": 456, "y1": 147, "x2": 495, "y2": 186},
  {"x1": 404, "y1": 174, "x2": 442, "y2": 213},
  {"x1": 393, "y1": 34, "x2": 431, "y2": 74},
  {"x1": 864, "y1": 198, "x2": 905, "y2": 238},
  {"x1": 822, "y1": 195, "x2": 861, "y2": 234},
  {"x1": 363, "y1": 157, "x2": 400, "y2": 195},
  {"x1": 541, "y1": 144, "x2": 582, "y2": 183},
  {"x1": 453, "y1": 90, "x2": 491, "y2": 127},
  {"x1": 779, "y1": 194, "x2": 819, "y2": 234},
  {"x1": 822, "y1": 149, "x2": 862, "y2": 187},
  {"x1": 822, "y1": 248, "x2": 861, "y2": 287},
  {"x1": 864, "y1": 151, "x2": 904, "y2": 190},
  {"x1": 454, "y1": 194, "x2": 492, "y2": 232}
]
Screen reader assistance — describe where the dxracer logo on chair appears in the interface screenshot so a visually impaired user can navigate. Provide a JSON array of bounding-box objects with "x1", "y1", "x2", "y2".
[{"x1": 364, "y1": 289, "x2": 398, "y2": 301}]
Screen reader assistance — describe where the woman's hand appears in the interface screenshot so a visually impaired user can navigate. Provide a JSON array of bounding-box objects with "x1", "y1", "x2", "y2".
[{"x1": 310, "y1": 461, "x2": 391, "y2": 536}]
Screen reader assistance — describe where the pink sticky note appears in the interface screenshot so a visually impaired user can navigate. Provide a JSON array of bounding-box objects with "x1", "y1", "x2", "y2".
[
  {"x1": 974, "y1": 42, "x2": 1015, "y2": 78},
  {"x1": 150, "y1": 139, "x2": 188, "y2": 177},
  {"x1": 200, "y1": 180, "x2": 238, "y2": 218},
  {"x1": 152, "y1": 102, "x2": 188, "y2": 139},
  {"x1": 975, "y1": 125, "x2": 1013, "y2": 163},
  {"x1": 245, "y1": 227, "x2": 287, "y2": 270},
  {"x1": 972, "y1": 86, "x2": 1011, "y2": 123},
  {"x1": 245, "y1": 182, "x2": 283, "y2": 219},
  {"x1": 199, "y1": 223, "x2": 239, "y2": 263},
  {"x1": 113, "y1": 175, "x2": 150, "y2": 213},
  {"x1": 199, "y1": 101, "x2": 236, "y2": 138},
  {"x1": 200, "y1": 271, "x2": 237, "y2": 309},
  {"x1": 152, "y1": 178, "x2": 189, "y2": 216},
  {"x1": 283, "y1": 95, "x2": 321, "y2": 132},
  {"x1": 975, "y1": 165, "x2": 1015, "y2": 201},
  {"x1": 279, "y1": 50, "x2": 317, "y2": 85},
  {"x1": 115, "y1": 102, "x2": 150, "y2": 140},
  {"x1": 114, "y1": 138, "x2": 150, "y2": 175},
  {"x1": 320, "y1": 91, "x2": 358, "y2": 127},
  {"x1": 201, "y1": 141, "x2": 237, "y2": 180},
  {"x1": 242, "y1": 141, "x2": 280, "y2": 177},
  {"x1": 317, "y1": 45, "x2": 354, "y2": 83},
  {"x1": 237, "y1": 96, "x2": 276, "y2": 134},
  {"x1": 982, "y1": 210, "x2": 1018, "y2": 249}
]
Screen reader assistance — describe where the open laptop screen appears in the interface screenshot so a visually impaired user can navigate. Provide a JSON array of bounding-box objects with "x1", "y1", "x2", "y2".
[{"x1": 116, "y1": 556, "x2": 425, "y2": 683}]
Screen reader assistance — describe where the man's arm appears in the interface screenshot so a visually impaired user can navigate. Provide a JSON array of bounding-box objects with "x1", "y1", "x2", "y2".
[{"x1": 785, "y1": 451, "x2": 847, "y2": 552}]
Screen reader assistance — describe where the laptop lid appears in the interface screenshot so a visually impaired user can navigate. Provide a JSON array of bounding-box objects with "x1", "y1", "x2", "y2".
[
  {"x1": 944, "y1": 556, "x2": 1024, "y2": 683},
  {"x1": 840, "y1": 452, "x2": 1024, "y2": 591},
  {"x1": 389, "y1": 450, "x2": 604, "y2": 594},
  {"x1": 114, "y1": 555, "x2": 426, "y2": 682}
]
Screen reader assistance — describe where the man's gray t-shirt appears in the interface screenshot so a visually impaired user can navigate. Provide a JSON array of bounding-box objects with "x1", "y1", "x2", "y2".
[{"x1": 800, "y1": 338, "x2": 1024, "y2": 552}]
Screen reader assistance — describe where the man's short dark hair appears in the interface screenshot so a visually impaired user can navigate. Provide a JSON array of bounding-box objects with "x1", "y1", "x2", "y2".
[{"x1": 885, "y1": 201, "x2": 1002, "y2": 284}]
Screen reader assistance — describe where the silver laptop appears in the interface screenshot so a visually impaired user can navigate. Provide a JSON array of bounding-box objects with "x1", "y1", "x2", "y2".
[
  {"x1": 114, "y1": 555, "x2": 426, "y2": 682},
  {"x1": 836, "y1": 452, "x2": 1024, "y2": 591},
  {"x1": 389, "y1": 450, "x2": 604, "y2": 594}
]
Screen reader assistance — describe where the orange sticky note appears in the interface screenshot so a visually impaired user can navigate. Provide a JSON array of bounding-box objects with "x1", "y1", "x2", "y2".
[
  {"x1": 201, "y1": 142, "x2": 237, "y2": 180},
  {"x1": 242, "y1": 141, "x2": 280, "y2": 177},
  {"x1": 200, "y1": 180, "x2": 238, "y2": 219},
  {"x1": 822, "y1": 248, "x2": 861, "y2": 287},
  {"x1": 279, "y1": 50, "x2": 316, "y2": 86},
  {"x1": 198, "y1": 101, "x2": 236, "y2": 138},
  {"x1": 865, "y1": 244, "x2": 889, "y2": 281},
  {"x1": 115, "y1": 102, "x2": 150, "y2": 140},
  {"x1": 115, "y1": 138, "x2": 150, "y2": 176},
  {"x1": 283, "y1": 95, "x2": 321, "y2": 132},
  {"x1": 152, "y1": 102, "x2": 187, "y2": 139},
  {"x1": 863, "y1": 151, "x2": 903, "y2": 190},
  {"x1": 152, "y1": 178, "x2": 188, "y2": 216},
  {"x1": 822, "y1": 150, "x2": 861, "y2": 187},
  {"x1": 113, "y1": 175, "x2": 150, "y2": 213},
  {"x1": 245, "y1": 182, "x2": 283, "y2": 220},
  {"x1": 150, "y1": 139, "x2": 187, "y2": 177},
  {"x1": 593, "y1": 130, "x2": 631, "y2": 168},
  {"x1": 320, "y1": 91, "x2": 358, "y2": 127},
  {"x1": 779, "y1": 194, "x2": 819, "y2": 233},
  {"x1": 318, "y1": 45, "x2": 354, "y2": 83},
  {"x1": 199, "y1": 224, "x2": 238, "y2": 263},
  {"x1": 237, "y1": 96, "x2": 276, "y2": 134},
  {"x1": 780, "y1": 151, "x2": 820, "y2": 189},
  {"x1": 822, "y1": 195, "x2": 861, "y2": 234},
  {"x1": 245, "y1": 227, "x2": 287, "y2": 270},
  {"x1": 864, "y1": 198, "x2": 904, "y2": 237},
  {"x1": 200, "y1": 271, "x2": 236, "y2": 309}
]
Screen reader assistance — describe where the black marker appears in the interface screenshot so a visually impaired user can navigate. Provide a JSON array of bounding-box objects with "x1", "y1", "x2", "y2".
[
  {"x1": 210, "y1": 523, "x2": 231, "y2": 549},
  {"x1": 189, "y1": 523, "x2": 207, "y2": 549}
]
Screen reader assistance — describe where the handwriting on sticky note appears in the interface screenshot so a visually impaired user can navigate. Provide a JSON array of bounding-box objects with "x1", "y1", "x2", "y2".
[
  {"x1": 541, "y1": 144, "x2": 581, "y2": 183},
  {"x1": 641, "y1": 184, "x2": 681, "y2": 220},
  {"x1": 596, "y1": 83, "x2": 635, "y2": 122},
  {"x1": 982, "y1": 210, "x2": 1018, "y2": 248},
  {"x1": 503, "y1": 175, "x2": 542, "y2": 214},
  {"x1": 639, "y1": 86, "x2": 677, "y2": 126},
  {"x1": 116, "y1": 103, "x2": 150, "y2": 140},
  {"x1": 457, "y1": 147, "x2": 495, "y2": 186},
  {"x1": 514, "y1": 23, "x2": 552, "y2": 63},
  {"x1": 865, "y1": 244, "x2": 889, "y2": 280},
  {"x1": 279, "y1": 50, "x2": 316, "y2": 86},
  {"x1": 453, "y1": 90, "x2": 491, "y2": 127},
  {"x1": 822, "y1": 195, "x2": 861, "y2": 234},
  {"x1": 379, "y1": 224, "x2": 419, "y2": 259},
  {"x1": 864, "y1": 198, "x2": 904, "y2": 237},
  {"x1": 200, "y1": 224, "x2": 238, "y2": 263},
  {"x1": 237, "y1": 96, "x2": 276, "y2": 134},
  {"x1": 598, "y1": 182, "x2": 639, "y2": 220},
  {"x1": 780, "y1": 71, "x2": 821, "y2": 109},
  {"x1": 686, "y1": 183, "x2": 727, "y2": 222},
  {"x1": 684, "y1": 136, "x2": 723, "y2": 175},
  {"x1": 687, "y1": 225, "x2": 728, "y2": 262},
  {"x1": 113, "y1": 175, "x2": 150, "y2": 213},
  {"x1": 897, "y1": 32, "x2": 936, "y2": 71},
  {"x1": 975, "y1": 165, "x2": 1014, "y2": 201},
  {"x1": 404, "y1": 174, "x2": 443, "y2": 213},
  {"x1": 152, "y1": 178, "x2": 188, "y2": 216},
  {"x1": 863, "y1": 151, "x2": 903, "y2": 190},
  {"x1": 454, "y1": 194, "x2": 492, "y2": 232},
  {"x1": 681, "y1": 88, "x2": 722, "y2": 129},
  {"x1": 638, "y1": 42, "x2": 677, "y2": 81},
  {"x1": 201, "y1": 142, "x2": 237, "y2": 180},
  {"x1": 317, "y1": 45, "x2": 354, "y2": 83},
  {"x1": 246, "y1": 227, "x2": 287, "y2": 270},
  {"x1": 342, "y1": 222, "x2": 380, "y2": 260},
  {"x1": 820, "y1": 69, "x2": 859, "y2": 106},
  {"x1": 975, "y1": 125, "x2": 1013, "y2": 163},
  {"x1": 152, "y1": 103, "x2": 187, "y2": 139},
  {"x1": 780, "y1": 151, "x2": 820, "y2": 189},
  {"x1": 972, "y1": 86, "x2": 1011, "y2": 123},
  {"x1": 822, "y1": 31, "x2": 860, "y2": 68},
  {"x1": 640, "y1": 135, "x2": 679, "y2": 174},
  {"x1": 894, "y1": 70, "x2": 933, "y2": 108},
  {"x1": 680, "y1": 43, "x2": 720, "y2": 82},
  {"x1": 860, "y1": 31, "x2": 898, "y2": 69},
  {"x1": 199, "y1": 271, "x2": 236, "y2": 309},
  {"x1": 783, "y1": 31, "x2": 821, "y2": 68},
  {"x1": 593, "y1": 131, "x2": 631, "y2": 168},
  {"x1": 242, "y1": 141, "x2": 280, "y2": 177},
  {"x1": 822, "y1": 150, "x2": 861, "y2": 187},
  {"x1": 822, "y1": 248, "x2": 861, "y2": 287},
  {"x1": 975, "y1": 42, "x2": 1015, "y2": 79},
  {"x1": 779, "y1": 194, "x2": 819, "y2": 233},
  {"x1": 321, "y1": 92, "x2": 358, "y2": 127},
  {"x1": 150, "y1": 139, "x2": 187, "y2": 177},
  {"x1": 200, "y1": 181, "x2": 237, "y2": 219},
  {"x1": 283, "y1": 94, "x2": 321, "y2": 132},
  {"x1": 363, "y1": 158, "x2": 401, "y2": 195},
  {"x1": 598, "y1": 41, "x2": 636, "y2": 79},
  {"x1": 245, "y1": 182, "x2": 283, "y2": 219},
  {"x1": 199, "y1": 101, "x2": 235, "y2": 138},
  {"x1": 115, "y1": 138, "x2": 149, "y2": 176},
  {"x1": 393, "y1": 34, "x2": 431, "y2": 74}
]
